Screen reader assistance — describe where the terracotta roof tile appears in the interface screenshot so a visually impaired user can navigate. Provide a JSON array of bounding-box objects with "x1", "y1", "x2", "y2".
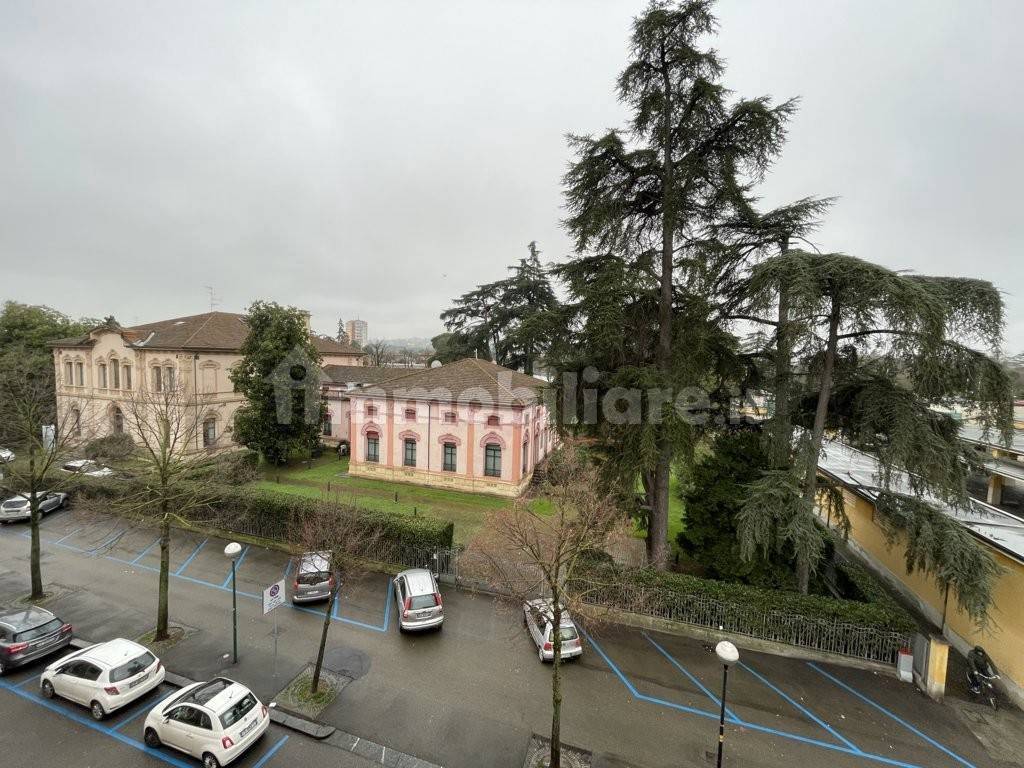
[{"x1": 353, "y1": 358, "x2": 548, "y2": 407}]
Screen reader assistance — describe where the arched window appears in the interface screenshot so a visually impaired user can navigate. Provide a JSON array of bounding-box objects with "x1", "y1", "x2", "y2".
[
  {"x1": 203, "y1": 418, "x2": 217, "y2": 447},
  {"x1": 152, "y1": 366, "x2": 163, "y2": 392},
  {"x1": 403, "y1": 438, "x2": 417, "y2": 467},
  {"x1": 112, "y1": 407, "x2": 124, "y2": 434},
  {"x1": 443, "y1": 442, "x2": 457, "y2": 472},
  {"x1": 522, "y1": 439, "x2": 529, "y2": 474},
  {"x1": 98, "y1": 363, "x2": 108, "y2": 389},
  {"x1": 366, "y1": 431, "x2": 380, "y2": 463},
  {"x1": 322, "y1": 411, "x2": 333, "y2": 436},
  {"x1": 70, "y1": 408, "x2": 81, "y2": 438},
  {"x1": 487, "y1": 414, "x2": 500, "y2": 427},
  {"x1": 484, "y1": 443, "x2": 501, "y2": 477},
  {"x1": 64, "y1": 361, "x2": 73, "y2": 385},
  {"x1": 111, "y1": 360, "x2": 120, "y2": 389}
]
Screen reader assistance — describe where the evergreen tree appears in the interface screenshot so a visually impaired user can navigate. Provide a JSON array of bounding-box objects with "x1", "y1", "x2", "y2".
[
  {"x1": 553, "y1": 0, "x2": 794, "y2": 568},
  {"x1": 440, "y1": 241, "x2": 558, "y2": 374},
  {"x1": 735, "y1": 251, "x2": 1013, "y2": 618},
  {"x1": 230, "y1": 302, "x2": 324, "y2": 465}
]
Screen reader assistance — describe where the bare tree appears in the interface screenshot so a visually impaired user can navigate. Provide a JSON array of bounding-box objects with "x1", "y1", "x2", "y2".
[
  {"x1": 467, "y1": 446, "x2": 624, "y2": 768},
  {"x1": 119, "y1": 378, "x2": 216, "y2": 641},
  {"x1": 363, "y1": 340, "x2": 393, "y2": 368},
  {"x1": 295, "y1": 506, "x2": 382, "y2": 694},
  {"x1": 0, "y1": 346, "x2": 96, "y2": 599}
]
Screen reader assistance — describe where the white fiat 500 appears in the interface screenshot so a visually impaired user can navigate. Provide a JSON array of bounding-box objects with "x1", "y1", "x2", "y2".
[
  {"x1": 144, "y1": 678, "x2": 270, "y2": 768},
  {"x1": 40, "y1": 638, "x2": 165, "y2": 720}
]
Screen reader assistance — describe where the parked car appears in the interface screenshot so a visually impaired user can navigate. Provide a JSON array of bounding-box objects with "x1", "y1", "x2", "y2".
[
  {"x1": 144, "y1": 677, "x2": 270, "y2": 768},
  {"x1": 523, "y1": 599, "x2": 583, "y2": 663},
  {"x1": 393, "y1": 568, "x2": 443, "y2": 632},
  {"x1": 41, "y1": 638, "x2": 165, "y2": 720},
  {"x1": 0, "y1": 491, "x2": 68, "y2": 523},
  {"x1": 60, "y1": 459, "x2": 115, "y2": 478},
  {"x1": 0, "y1": 606, "x2": 73, "y2": 675},
  {"x1": 0, "y1": 447, "x2": 14, "y2": 463},
  {"x1": 289, "y1": 551, "x2": 335, "y2": 604}
]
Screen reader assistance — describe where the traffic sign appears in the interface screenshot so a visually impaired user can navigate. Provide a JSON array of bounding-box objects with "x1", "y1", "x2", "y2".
[{"x1": 263, "y1": 579, "x2": 286, "y2": 615}]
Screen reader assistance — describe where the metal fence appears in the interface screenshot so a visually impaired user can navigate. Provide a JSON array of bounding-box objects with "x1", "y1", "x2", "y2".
[{"x1": 580, "y1": 580, "x2": 911, "y2": 665}]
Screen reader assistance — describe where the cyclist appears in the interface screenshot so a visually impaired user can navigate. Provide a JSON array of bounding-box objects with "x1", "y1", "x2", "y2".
[{"x1": 967, "y1": 646, "x2": 997, "y2": 695}]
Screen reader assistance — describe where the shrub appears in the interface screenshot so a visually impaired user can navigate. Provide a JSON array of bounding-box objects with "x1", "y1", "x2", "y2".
[
  {"x1": 575, "y1": 562, "x2": 917, "y2": 635},
  {"x1": 82, "y1": 433, "x2": 136, "y2": 463}
]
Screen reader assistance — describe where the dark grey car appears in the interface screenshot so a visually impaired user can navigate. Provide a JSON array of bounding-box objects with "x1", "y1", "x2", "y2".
[
  {"x1": 0, "y1": 606, "x2": 73, "y2": 674},
  {"x1": 289, "y1": 552, "x2": 336, "y2": 603}
]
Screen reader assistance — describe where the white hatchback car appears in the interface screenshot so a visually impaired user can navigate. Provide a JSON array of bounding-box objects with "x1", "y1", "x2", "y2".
[
  {"x1": 41, "y1": 638, "x2": 165, "y2": 720},
  {"x1": 144, "y1": 677, "x2": 270, "y2": 768},
  {"x1": 523, "y1": 599, "x2": 583, "y2": 662}
]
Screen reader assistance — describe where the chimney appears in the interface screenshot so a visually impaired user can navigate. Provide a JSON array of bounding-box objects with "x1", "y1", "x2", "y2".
[{"x1": 299, "y1": 310, "x2": 311, "y2": 331}]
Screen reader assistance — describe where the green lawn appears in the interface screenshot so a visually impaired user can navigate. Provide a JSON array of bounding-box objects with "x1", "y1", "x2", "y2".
[{"x1": 256, "y1": 455, "x2": 524, "y2": 544}]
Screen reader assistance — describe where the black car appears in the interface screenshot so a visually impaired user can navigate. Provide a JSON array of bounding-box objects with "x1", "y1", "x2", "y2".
[{"x1": 0, "y1": 606, "x2": 73, "y2": 675}]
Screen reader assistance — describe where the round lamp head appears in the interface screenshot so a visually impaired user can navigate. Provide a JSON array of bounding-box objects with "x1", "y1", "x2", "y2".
[
  {"x1": 715, "y1": 640, "x2": 739, "y2": 665},
  {"x1": 224, "y1": 542, "x2": 243, "y2": 560}
]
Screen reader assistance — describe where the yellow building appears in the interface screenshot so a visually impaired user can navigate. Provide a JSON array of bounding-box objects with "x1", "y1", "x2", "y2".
[{"x1": 818, "y1": 441, "x2": 1024, "y2": 708}]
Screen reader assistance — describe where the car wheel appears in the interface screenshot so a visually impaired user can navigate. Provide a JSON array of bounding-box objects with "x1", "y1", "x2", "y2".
[
  {"x1": 0, "y1": 659, "x2": 7, "y2": 675},
  {"x1": 144, "y1": 728, "x2": 161, "y2": 748},
  {"x1": 203, "y1": 753, "x2": 222, "y2": 768},
  {"x1": 41, "y1": 680, "x2": 55, "y2": 699},
  {"x1": 90, "y1": 701, "x2": 106, "y2": 721}
]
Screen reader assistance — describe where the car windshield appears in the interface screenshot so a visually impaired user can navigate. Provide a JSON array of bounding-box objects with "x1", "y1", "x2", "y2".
[
  {"x1": 219, "y1": 693, "x2": 257, "y2": 729},
  {"x1": 297, "y1": 571, "x2": 329, "y2": 586},
  {"x1": 14, "y1": 618, "x2": 62, "y2": 642},
  {"x1": 109, "y1": 651, "x2": 156, "y2": 682}
]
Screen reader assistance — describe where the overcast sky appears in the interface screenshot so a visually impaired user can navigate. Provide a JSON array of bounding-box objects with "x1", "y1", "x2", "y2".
[{"x1": 2, "y1": 1, "x2": 1022, "y2": 350}]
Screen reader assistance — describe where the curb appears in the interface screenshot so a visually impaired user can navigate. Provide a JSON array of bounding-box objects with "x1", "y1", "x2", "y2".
[{"x1": 269, "y1": 708, "x2": 335, "y2": 739}]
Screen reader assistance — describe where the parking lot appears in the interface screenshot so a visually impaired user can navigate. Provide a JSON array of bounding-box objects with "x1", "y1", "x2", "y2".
[{"x1": 0, "y1": 506, "x2": 1015, "y2": 768}]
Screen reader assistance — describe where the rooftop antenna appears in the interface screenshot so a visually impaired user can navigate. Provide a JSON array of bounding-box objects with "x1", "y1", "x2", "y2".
[{"x1": 205, "y1": 285, "x2": 220, "y2": 312}]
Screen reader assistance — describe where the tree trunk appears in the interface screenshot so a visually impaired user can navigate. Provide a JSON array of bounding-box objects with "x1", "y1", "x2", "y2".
[
  {"x1": 769, "y1": 238, "x2": 794, "y2": 469},
  {"x1": 29, "y1": 451, "x2": 43, "y2": 600},
  {"x1": 549, "y1": 596, "x2": 563, "y2": 768},
  {"x1": 155, "y1": 514, "x2": 171, "y2": 641},
  {"x1": 797, "y1": 299, "x2": 841, "y2": 593},
  {"x1": 311, "y1": 579, "x2": 336, "y2": 694},
  {"x1": 650, "y1": 48, "x2": 676, "y2": 572}
]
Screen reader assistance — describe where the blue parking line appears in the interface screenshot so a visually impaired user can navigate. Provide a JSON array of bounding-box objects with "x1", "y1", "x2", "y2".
[
  {"x1": 808, "y1": 662, "x2": 976, "y2": 768},
  {"x1": 0, "y1": 681, "x2": 193, "y2": 768},
  {"x1": 111, "y1": 698, "x2": 154, "y2": 731},
  {"x1": 54, "y1": 528, "x2": 82, "y2": 544},
  {"x1": 252, "y1": 735, "x2": 289, "y2": 768},
  {"x1": 130, "y1": 537, "x2": 161, "y2": 565},
  {"x1": 221, "y1": 545, "x2": 249, "y2": 588},
  {"x1": 642, "y1": 632, "x2": 739, "y2": 722},
  {"x1": 740, "y1": 660, "x2": 860, "y2": 752},
  {"x1": 382, "y1": 578, "x2": 392, "y2": 631},
  {"x1": 14, "y1": 673, "x2": 41, "y2": 689},
  {"x1": 174, "y1": 538, "x2": 207, "y2": 575},
  {"x1": 586, "y1": 630, "x2": 933, "y2": 768}
]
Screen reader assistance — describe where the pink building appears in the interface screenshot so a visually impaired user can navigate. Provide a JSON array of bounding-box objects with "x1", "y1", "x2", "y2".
[{"x1": 324, "y1": 358, "x2": 555, "y2": 497}]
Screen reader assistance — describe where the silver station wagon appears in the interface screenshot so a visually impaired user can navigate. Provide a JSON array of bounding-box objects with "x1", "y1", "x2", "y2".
[
  {"x1": 0, "y1": 606, "x2": 74, "y2": 674},
  {"x1": 394, "y1": 568, "x2": 444, "y2": 632},
  {"x1": 289, "y1": 551, "x2": 336, "y2": 604}
]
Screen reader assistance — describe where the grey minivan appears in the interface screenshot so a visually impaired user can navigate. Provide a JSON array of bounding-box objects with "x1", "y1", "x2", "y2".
[
  {"x1": 0, "y1": 606, "x2": 73, "y2": 674},
  {"x1": 290, "y1": 552, "x2": 336, "y2": 604}
]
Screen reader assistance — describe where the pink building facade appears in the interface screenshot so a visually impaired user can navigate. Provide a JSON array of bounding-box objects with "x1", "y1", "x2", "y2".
[{"x1": 335, "y1": 359, "x2": 555, "y2": 497}]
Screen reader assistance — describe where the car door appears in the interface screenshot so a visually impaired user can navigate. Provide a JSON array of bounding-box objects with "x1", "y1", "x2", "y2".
[
  {"x1": 51, "y1": 661, "x2": 81, "y2": 701},
  {"x1": 39, "y1": 494, "x2": 55, "y2": 514},
  {"x1": 394, "y1": 576, "x2": 407, "y2": 617},
  {"x1": 56, "y1": 661, "x2": 93, "y2": 704},
  {"x1": 162, "y1": 705, "x2": 199, "y2": 754}
]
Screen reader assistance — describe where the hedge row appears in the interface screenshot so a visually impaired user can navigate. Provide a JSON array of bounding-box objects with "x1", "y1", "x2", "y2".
[
  {"x1": 70, "y1": 476, "x2": 454, "y2": 556},
  {"x1": 576, "y1": 563, "x2": 917, "y2": 635}
]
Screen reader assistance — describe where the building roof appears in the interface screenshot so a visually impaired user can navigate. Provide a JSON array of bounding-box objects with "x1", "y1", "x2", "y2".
[
  {"x1": 818, "y1": 439, "x2": 1024, "y2": 564},
  {"x1": 959, "y1": 422, "x2": 1024, "y2": 458},
  {"x1": 49, "y1": 311, "x2": 365, "y2": 357},
  {"x1": 351, "y1": 358, "x2": 548, "y2": 407},
  {"x1": 322, "y1": 365, "x2": 407, "y2": 387}
]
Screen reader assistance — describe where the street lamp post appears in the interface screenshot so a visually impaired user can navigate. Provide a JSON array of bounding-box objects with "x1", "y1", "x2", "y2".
[
  {"x1": 224, "y1": 542, "x2": 242, "y2": 664},
  {"x1": 714, "y1": 640, "x2": 739, "y2": 768}
]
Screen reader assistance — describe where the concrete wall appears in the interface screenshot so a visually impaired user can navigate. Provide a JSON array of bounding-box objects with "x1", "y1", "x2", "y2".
[{"x1": 827, "y1": 488, "x2": 1024, "y2": 707}]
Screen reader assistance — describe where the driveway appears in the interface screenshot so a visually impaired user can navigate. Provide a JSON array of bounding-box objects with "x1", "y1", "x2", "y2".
[{"x1": 0, "y1": 506, "x2": 1016, "y2": 768}]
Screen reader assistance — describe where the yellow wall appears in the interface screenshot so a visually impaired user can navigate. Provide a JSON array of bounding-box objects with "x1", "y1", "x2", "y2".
[{"x1": 832, "y1": 489, "x2": 1024, "y2": 706}]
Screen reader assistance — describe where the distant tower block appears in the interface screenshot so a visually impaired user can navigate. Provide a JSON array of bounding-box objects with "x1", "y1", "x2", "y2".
[{"x1": 345, "y1": 319, "x2": 368, "y2": 346}]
